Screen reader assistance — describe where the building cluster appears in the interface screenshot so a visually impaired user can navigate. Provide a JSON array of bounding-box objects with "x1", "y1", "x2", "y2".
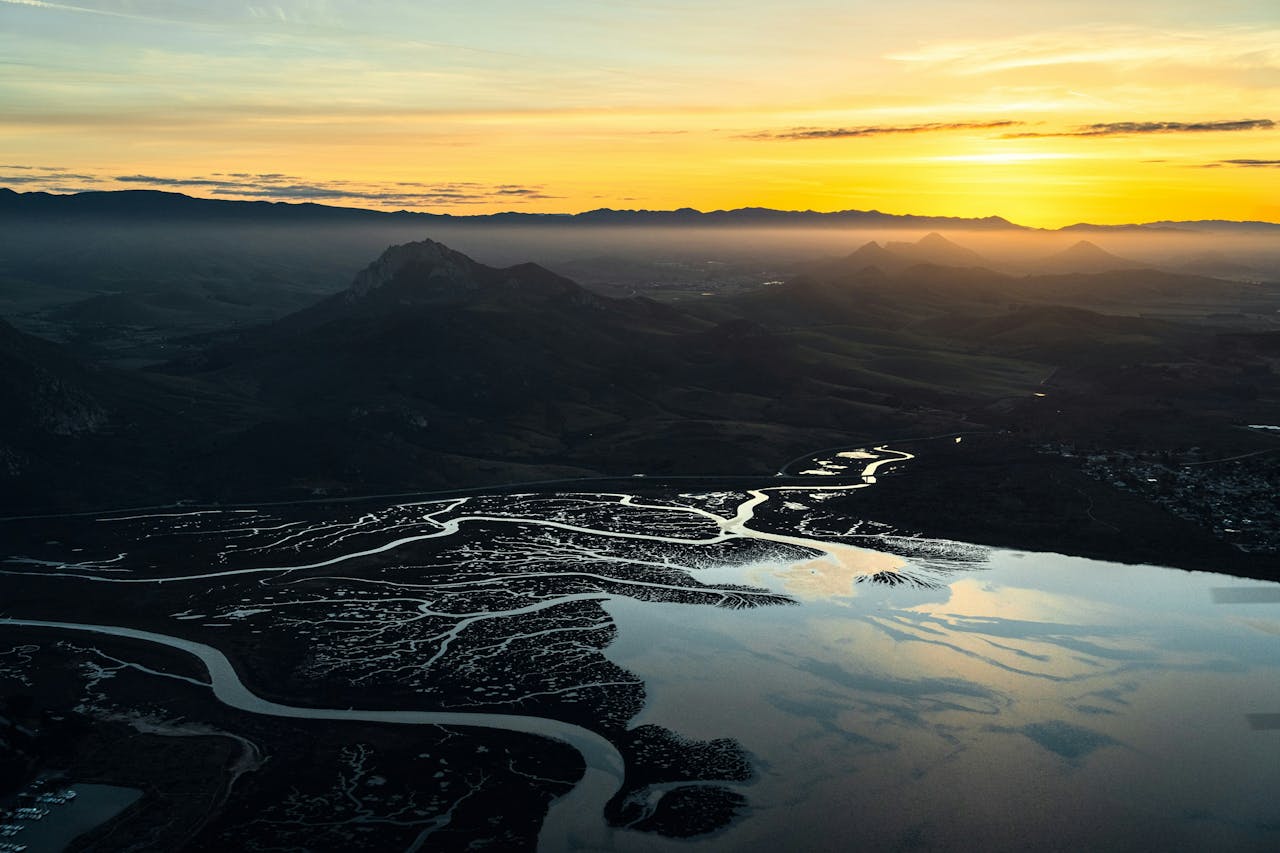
[
  {"x1": 0, "y1": 777, "x2": 78, "y2": 851},
  {"x1": 1044, "y1": 443, "x2": 1280, "y2": 554}
]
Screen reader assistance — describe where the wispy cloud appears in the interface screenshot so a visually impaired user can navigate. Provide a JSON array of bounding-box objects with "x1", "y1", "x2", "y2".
[
  {"x1": 0, "y1": 0, "x2": 342, "y2": 28},
  {"x1": 744, "y1": 120, "x2": 1023, "y2": 141},
  {"x1": 116, "y1": 173, "x2": 246, "y2": 189},
  {"x1": 1006, "y1": 119, "x2": 1274, "y2": 138},
  {"x1": 0, "y1": 0, "x2": 160, "y2": 21},
  {"x1": 109, "y1": 172, "x2": 559, "y2": 206},
  {"x1": 0, "y1": 164, "x2": 103, "y2": 185},
  {"x1": 0, "y1": 172, "x2": 99, "y2": 184},
  {"x1": 887, "y1": 26, "x2": 1280, "y2": 76},
  {"x1": 1, "y1": 167, "x2": 558, "y2": 207},
  {"x1": 1203, "y1": 159, "x2": 1280, "y2": 168}
]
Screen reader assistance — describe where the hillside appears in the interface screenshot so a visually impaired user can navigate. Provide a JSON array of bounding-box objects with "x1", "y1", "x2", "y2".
[
  {"x1": 0, "y1": 317, "x2": 262, "y2": 511},
  {"x1": 1031, "y1": 240, "x2": 1147, "y2": 274},
  {"x1": 161, "y1": 240, "x2": 1020, "y2": 500},
  {"x1": 3, "y1": 234, "x2": 1278, "y2": 574}
]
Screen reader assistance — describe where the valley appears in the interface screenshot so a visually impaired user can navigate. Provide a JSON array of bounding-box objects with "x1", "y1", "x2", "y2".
[
  {"x1": 2, "y1": 190, "x2": 1279, "y2": 850},
  {"x1": 3, "y1": 193, "x2": 1278, "y2": 574}
]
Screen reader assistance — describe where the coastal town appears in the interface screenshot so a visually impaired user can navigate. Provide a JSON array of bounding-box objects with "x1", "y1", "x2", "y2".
[
  {"x1": 0, "y1": 779, "x2": 80, "y2": 852},
  {"x1": 1047, "y1": 439, "x2": 1280, "y2": 555}
]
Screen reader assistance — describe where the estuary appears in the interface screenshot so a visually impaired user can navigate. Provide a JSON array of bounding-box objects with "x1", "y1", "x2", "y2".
[{"x1": 1, "y1": 445, "x2": 1277, "y2": 851}]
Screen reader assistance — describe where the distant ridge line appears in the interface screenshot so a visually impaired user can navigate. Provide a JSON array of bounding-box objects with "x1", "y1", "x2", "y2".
[{"x1": 1, "y1": 187, "x2": 1277, "y2": 231}]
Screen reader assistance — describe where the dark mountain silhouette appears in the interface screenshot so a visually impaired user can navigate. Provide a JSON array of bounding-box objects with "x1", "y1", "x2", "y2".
[
  {"x1": 305, "y1": 239, "x2": 603, "y2": 319},
  {"x1": 885, "y1": 232, "x2": 991, "y2": 268},
  {"x1": 1017, "y1": 268, "x2": 1255, "y2": 305},
  {"x1": 808, "y1": 232, "x2": 997, "y2": 278},
  {"x1": 1061, "y1": 220, "x2": 1280, "y2": 233},
  {"x1": 1031, "y1": 240, "x2": 1146, "y2": 274},
  {"x1": 831, "y1": 240, "x2": 904, "y2": 274},
  {"x1": 913, "y1": 305, "x2": 1199, "y2": 365},
  {"x1": 169, "y1": 239, "x2": 1189, "y2": 503},
  {"x1": 1059, "y1": 222, "x2": 1193, "y2": 234},
  {"x1": 0, "y1": 317, "x2": 247, "y2": 510},
  {"x1": 565, "y1": 207, "x2": 1024, "y2": 230},
  {"x1": 791, "y1": 233, "x2": 1232, "y2": 310},
  {"x1": 156, "y1": 240, "x2": 935, "y2": 499},
  {"x1": 0, "y1": 187, "x2": 428, "y2": 224},
  {"x1": 0, "y1": 316, "x2": 112, "y2": 441},
  {"x1": 759, "y1": 235, "x2": 1268, "y2": 323},
  {"x1": 3, "y1": 189, "x2": 1276, "y2": 234},
  {"x1": 0, "y1": 188, "x2": 1025, "y2": 230},
  {"x1": 4, "y1": 233, "x2": 1277, "y2": 550},
  {"x1": 1124, "y1": 219, "x2": 1280, "y2": 233}
]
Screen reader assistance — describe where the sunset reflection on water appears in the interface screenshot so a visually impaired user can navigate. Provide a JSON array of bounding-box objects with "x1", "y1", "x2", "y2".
[{"x1": 606, "y1": 547, "x2": 1280, "y2": 852}]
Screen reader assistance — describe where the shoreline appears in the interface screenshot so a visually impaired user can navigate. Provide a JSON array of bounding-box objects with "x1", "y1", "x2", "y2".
[
  {"x1": 3, "y1": 432, "x2": 1272, "y2": 582},
  {"x1": 831, "y1": 433, "x2": 1278, "y2": 582}
]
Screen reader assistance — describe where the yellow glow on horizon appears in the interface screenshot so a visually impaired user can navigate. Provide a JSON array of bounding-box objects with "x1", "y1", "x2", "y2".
[
  {"x1": 931, "y1": 152, "x2": 1080, "y2": 164},
  {"x1": 2, "y1": 2, "x2": 1277, "y2": 226}
]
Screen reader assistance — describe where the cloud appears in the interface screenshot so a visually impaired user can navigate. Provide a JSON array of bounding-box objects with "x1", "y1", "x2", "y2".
[
  {"x1": 215, "y1": 172, "x2": 298, "y2": 181},
  {"x1": 116, "y1": 174, "x2": 248, "y2": 189},
  {"x1": 4, "y1": 166, "x2": 561, "y2": 208},
  {"x1": 3, "y1": 164, "x2": 78, "y2": 173},
  {"x1": 0, "y1": 174, "x2": 61, "y2": 184},
  {"x1": 210, "y1": 184, "x2": 558, "y2": 205},
  {"x1": 745, "y1": 120, "x2": 1023, "y2": 140},
  {"x1": 213, "y1": 185, "x2": 369, "y2": 201},
  {"x1": 103, "y1": 172, "x2": 561, "y2": 206},
  {"x1": 0, "y1": 0, "x2": 160, "y2": 22},
  {"x1": 1, "y1": 170, "x2": 101, "y2": 184},
  {"x1": 887, "y1": 26, "x2": 1280, "y2": 77},
  {"x1": 1006, "y1": 119, "x2": 1274, "y2": 138},
  {"x1": 1207, "y1": 159, "x2": 1280, "y2": 168}
]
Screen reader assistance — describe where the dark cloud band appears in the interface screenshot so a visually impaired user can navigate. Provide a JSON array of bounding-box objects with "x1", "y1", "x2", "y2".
[
  {"x1": 110, "y1": 174, "x2": 556, "y2": 204},
  {"x1": 1215, "y1": 158, "x2": 1280, "y2": 167},
  {"x1": 1, "y1": 168, "x2": 558, "y2": 206},
  {"x1": 1006, "y1": 119, "x2": 1274, "y2": 138},
  {"x1": 745, "y1": 120, "x2": 1023, "y2": 140}
]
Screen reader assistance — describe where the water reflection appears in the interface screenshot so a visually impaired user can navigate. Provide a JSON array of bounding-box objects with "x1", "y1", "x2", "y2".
[
  {"x1": 4, "y1": 445, "x2": 1275, "y2": 849},
  {"x1": 770, "y1": 545, "x2": 906, "y2": 600},
  {"x1": 605, "y1": 548, "x2": 1280, "y2": 852},
  {"x1": 1213, "y1": 587, "x2": 1280, "y2": 604}
]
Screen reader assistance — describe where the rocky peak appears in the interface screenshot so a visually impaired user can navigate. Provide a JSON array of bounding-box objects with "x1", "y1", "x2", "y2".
[
  {"x1": 348, "y1": 239, "x2": 481, "y2": 298},
  {"x1": 846, "y1": 240, "x2": 894, "y2": 261},
  {"x1": 333, "y1": 238, "x2": 600, "y2": 315}
]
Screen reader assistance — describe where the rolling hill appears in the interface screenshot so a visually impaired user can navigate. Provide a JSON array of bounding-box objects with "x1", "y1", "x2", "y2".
[{"x1": 3, "y1": 233, "x2": 1277, "y2": 542}]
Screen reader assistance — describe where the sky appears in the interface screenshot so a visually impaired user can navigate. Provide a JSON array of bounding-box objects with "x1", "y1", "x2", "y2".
[{"x1": 1, "y1": 0, "x2": 1278, "y2": 226}]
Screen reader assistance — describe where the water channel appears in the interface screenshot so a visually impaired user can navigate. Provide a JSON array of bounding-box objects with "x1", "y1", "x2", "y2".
[{"x1": 2, "y1": 445, "x2": 1278, "y2": 850}]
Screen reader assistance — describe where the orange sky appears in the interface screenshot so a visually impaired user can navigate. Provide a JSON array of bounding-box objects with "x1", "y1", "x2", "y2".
[{"x1": 2, "y1": 1, "x2": 1277, "y2": 226}]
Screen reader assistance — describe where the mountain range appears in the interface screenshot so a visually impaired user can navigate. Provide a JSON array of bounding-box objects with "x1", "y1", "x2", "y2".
[
  {"x1": 3, "y1": 226, "x2": 1278, "y2": 577},
  {"x1": 3, "y1": 232, "x2": 1274, "y2": 507},
  {"x1": 4, "y1": 187, "x2": 1278, "y2": 232}
]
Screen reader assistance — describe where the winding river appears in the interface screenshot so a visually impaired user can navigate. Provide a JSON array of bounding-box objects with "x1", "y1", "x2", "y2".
[
  {"x1": 0, "y1": 618, "x2": 623, "y2": 851},
  {"x1": 5, "y1": 443, "x2": 1279, "y2": 851},
  {"x1": 1, "y1": 446, "x2": 917, "y2": 850}
]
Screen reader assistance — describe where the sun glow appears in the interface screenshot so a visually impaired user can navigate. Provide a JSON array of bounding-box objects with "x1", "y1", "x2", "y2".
[
  {"x1": 931, "y1": 152, "x2": 1079, "y2": 164},
  {"x1": 0, "y1": 0, "x2": 1276, "y2": 224}
]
